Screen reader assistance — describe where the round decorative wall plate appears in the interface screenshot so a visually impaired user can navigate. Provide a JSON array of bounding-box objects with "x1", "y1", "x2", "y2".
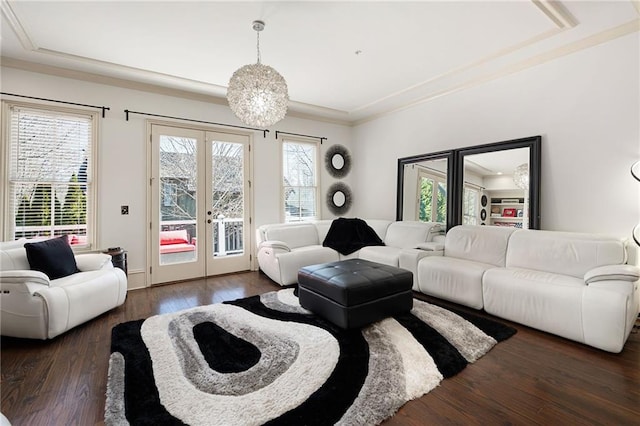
[
  {"x1": 631, "y1": 160, "x2": 640, "y2": 182},
  {"x1": 326, "y1": 182, "x2": 352, "y2": 215},
  {"x1": 325, "y1": 145, "x2": 351, "y2": 178}
]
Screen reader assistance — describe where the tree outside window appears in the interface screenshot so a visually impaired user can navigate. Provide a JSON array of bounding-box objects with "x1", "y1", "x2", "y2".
[{"x1": 418, "y1": 171, "x2": 447, "y2": 223}]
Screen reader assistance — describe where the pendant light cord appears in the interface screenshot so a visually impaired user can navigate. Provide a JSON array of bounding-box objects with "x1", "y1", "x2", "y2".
[{"x1": 256, "y1": 31, "x2": 261, "y2": 64}]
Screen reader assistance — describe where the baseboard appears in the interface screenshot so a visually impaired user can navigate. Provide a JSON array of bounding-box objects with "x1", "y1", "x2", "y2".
[{"x1": 126, "y1": 270, "x2": 146, "y2": 290}]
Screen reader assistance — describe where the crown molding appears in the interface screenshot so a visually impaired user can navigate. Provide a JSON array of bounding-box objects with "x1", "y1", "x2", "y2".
[
  {"x1": 350, "y1": 0, "x2": 576, "y2": 117},
  {"x1": 0, "y1": 57, "x2": 353, "y2": 127},
  {"x1": 353, "y1": 18, "x2": 640, "y2": 126},
  {"x1": 0, "y1": 0, "x2": 37, "y2": 50},
  {"x1": 532, "y1": 0, "x2": 577, "y2": 29}
]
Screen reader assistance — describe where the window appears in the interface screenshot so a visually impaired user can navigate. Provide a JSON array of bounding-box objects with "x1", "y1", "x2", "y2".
[
  {"x1": 3, "y1": 103, "x2": 96, "y2": 248},
  {"x1": 417, "y1": 170, "x2": 447, "y2": 223},
  {"x1": 282, "y1": 140, "x2": 318, "y2": 222},
  {"x1": 462, "y1": 185, "x2": 479, "y2": 225}
]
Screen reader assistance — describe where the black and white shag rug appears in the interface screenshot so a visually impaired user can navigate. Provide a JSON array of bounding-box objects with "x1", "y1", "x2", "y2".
[{"x1": 105, "y1": 289, "x2": 515, "y2": 425}]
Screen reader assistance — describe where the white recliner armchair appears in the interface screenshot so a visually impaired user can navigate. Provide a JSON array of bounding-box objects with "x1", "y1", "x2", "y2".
[{"x1": 0, "y1": 238, "x2": 127, "y2": 339}]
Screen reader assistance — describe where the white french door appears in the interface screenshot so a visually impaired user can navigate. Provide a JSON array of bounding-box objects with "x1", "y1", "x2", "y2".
[{"x1": 149, "y1": 124, "x2": 251, "y2": 285}]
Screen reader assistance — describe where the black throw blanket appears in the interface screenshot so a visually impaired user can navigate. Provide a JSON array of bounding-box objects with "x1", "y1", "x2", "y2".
[{"x1": 322, "y1": 218, "x2": 385, "y2": 255}]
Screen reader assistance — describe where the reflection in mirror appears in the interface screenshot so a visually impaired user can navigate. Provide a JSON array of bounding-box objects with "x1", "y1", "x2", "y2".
[
  {"x1": 397, "y1": 136, "x2": 541, "y2": 230},
  {"x1": 455, "y1": 136, "x2": 541, "y2": 229},
  {"x1": 462, "y1": 148, "x2": 529, "y2": 229},
  {"x1": 397, "y1": 151, "x2": 453, "y2": 228},
  {"x1": 402, "y1": 158, "x2": 448, "y2": 223},
  {"x1": 333, "y1": 190, "x2": 346, "y2": 207},
  {"x1": 331, "y1": 154, "x2": 345, "y2": 170}
]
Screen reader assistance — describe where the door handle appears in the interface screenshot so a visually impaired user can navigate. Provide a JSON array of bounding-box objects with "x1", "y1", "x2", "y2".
[
  {"x1": 207, "y1": 211, "x2": 212, "y2": 216},
  {"x1": 207, "y1": 219, "x2": 212, "y2": 224}
]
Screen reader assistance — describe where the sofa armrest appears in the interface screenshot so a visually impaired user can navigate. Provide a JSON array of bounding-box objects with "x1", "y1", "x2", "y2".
[
  {"x1": 415, "y1": 242, "x2": 445, "y2": 251},
  {"x1": 75, "y1": 253, "x2": 114, "y2": 272},
  {"x1": 584, "y1": 265, "x2": 640, "y2": 284},
  {"x1": 0, "y1": 269, "x2": 50, "y2": 286},
  {"x1": 399, "y1": 248, "x2": 443, "y2": 290},
  {"x1": 258, "y1": 240, "x2": 291, "y2": 253}
]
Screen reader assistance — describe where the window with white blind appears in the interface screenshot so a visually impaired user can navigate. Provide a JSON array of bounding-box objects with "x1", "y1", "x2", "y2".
[
  {"x1": 282, "y1": 139, "x2": 318, "y2": 222},
  {"x1": 3, "y1": 103, "x2": 96, "y2": 247},
  {"x1": 462, "y1": 185, "x2": 479, "y2": 225}
]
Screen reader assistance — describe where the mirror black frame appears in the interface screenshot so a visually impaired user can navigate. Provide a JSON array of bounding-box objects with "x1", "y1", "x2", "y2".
[
  {"x1": 396, "y1": 150, "x2": 455, "y2": 229},
  {"x1": 454, "y1": 136, "x2": 541, "y2": 229},
  {"x1": 396, "y1": 135, "x2": 541, "y2": 230}
]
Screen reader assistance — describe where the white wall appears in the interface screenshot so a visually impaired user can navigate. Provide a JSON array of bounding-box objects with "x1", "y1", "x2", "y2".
[
  {"x1": 0, "y1": 67, "x2": 353, "y2": 286},
  {"x1": 2, "y1": 31, "x2": 638, "y2": 282},
  {"x1": 352, "y1": 32, "x2": 640, "y2": 242}
]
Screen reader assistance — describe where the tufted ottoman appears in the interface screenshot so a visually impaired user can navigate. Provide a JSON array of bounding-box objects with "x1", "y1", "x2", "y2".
[{"x1": 298, "y1": 259, "x2": 413, "y2": 329}]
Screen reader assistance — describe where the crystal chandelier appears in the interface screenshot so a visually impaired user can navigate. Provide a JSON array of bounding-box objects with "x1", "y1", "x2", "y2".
[
  {"x1": 513, "y1": 163, "x2": 529, "y2": 189},
  {"x1": 227, "y1": 20, "x2": 289, "y2": 128}
]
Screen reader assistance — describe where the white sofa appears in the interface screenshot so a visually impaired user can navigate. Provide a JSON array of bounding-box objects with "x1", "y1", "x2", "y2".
[
  {"x1": 0, "y1": 239, "x2": 128, "y2": 339},
  {"x1": 256, "y1": 219, "x2": 444, "y2": 286},
  {"x1": 417, "y1": 225, "x2": 640, "y2": 353}
]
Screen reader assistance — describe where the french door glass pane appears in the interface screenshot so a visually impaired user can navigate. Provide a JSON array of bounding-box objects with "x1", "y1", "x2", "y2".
[
  {"x1": 159, "y1": 135, "x2": 197, "y2": 265},
  {"x1": 211, "y1": 141, "x2": 244, "y2": 257}
]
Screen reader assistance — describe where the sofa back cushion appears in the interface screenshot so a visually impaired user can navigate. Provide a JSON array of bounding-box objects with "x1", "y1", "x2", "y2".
[
  {"x1": 506, "y1": 230, "x2": 626, "y2": 278},
  {"x1": 363, "y1": 220, "x2": 392, "y2": 242},
  {"x1": 0, "y1": 247, "x2": 30, "y2": 271},
  {"x1": 384, "y1": 221, "x2": 442, "y2": 249},
  {"x1": 313, "y1": 220, "x2": 334, "y2": 243},
  {"x1": 445, "y1": 225, "x2": 516, "y2": 266},
  {"x1": 262, "y1": 223, "x2": 320, "y2": 249}
]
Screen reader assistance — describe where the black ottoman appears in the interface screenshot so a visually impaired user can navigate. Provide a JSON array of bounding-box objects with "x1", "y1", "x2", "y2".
[{"x1": 297, "y1": 259, "x2": 413, "y2": 329}]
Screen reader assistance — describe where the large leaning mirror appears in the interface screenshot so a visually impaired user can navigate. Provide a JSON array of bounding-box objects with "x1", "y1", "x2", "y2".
[
  {"x1": 397, "y1": 136, "x2": 541, "y2": 230},
  {"x1": 396, "y1": 150, "x2": 454, "y2": 228},
  {"x1": 456, "y1": 136, "x2": 541, "y2": 229}
]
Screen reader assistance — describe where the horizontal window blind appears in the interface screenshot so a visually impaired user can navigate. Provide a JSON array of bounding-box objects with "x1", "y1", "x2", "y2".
[{"x1": 7, "y1": 105, "x2": 94, "y2": 246}]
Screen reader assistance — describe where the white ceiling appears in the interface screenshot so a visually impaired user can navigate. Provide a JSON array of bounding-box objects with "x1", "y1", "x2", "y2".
[{"x1": 1, "y1": 1, "x2": 639, "y2": 124}]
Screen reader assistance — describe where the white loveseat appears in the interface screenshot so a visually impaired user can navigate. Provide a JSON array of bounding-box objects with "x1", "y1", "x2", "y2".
[
  {"x1": 256, "y1": 219, "x2": 443, "y2": 286},
  {"x1": 417, "y1": 225, "x2": 640, "y2": 353},
  {"x1": 0, "y1": 239, "x2": 128, "y2": 339}
]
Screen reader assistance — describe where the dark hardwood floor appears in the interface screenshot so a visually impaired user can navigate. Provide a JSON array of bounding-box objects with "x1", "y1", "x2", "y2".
[{"x1": 1, "y1": 271, "x2": 639, "y2": 425}]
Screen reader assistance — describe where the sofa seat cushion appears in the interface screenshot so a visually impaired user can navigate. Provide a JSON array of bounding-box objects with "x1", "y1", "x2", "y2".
[
  {"x1": 483, "y1": 267, "x2": 585, "y2": 343},
  {"x1": 358, "y1": 246, "x2": 401, "y2": 267},
  {"x1": 417, "y1": 256, "x2": 493, "y2": 309},
  {"x1": 160, "y1": 243, "x2": 196, "y2": 254}
]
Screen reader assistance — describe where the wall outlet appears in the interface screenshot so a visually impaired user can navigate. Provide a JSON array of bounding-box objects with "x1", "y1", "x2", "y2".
[{"x1": 121, "y1": 205, "x2": 129, "y2": 215}]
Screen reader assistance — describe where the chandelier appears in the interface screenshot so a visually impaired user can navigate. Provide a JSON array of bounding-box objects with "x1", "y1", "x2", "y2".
[{"x1": 227, "y1": 20, "x2": 289, "y2": 128}]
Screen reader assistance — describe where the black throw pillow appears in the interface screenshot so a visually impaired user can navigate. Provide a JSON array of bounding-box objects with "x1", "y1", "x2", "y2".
[{"x1": 25, "y1": 235, "x2": 79, "y2": 280}]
